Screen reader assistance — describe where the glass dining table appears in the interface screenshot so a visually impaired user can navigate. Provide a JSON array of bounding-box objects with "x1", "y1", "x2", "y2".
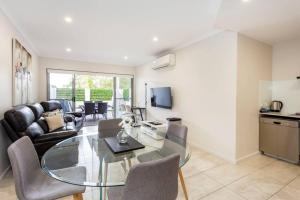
[{"x1": 41, "y1": 127, "x2": 191, "y2": 199}]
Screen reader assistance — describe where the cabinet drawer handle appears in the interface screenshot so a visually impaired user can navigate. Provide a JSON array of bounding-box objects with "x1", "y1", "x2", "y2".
[{"x1": 273, "y1": 121, "x2": 281, "y2": 125}]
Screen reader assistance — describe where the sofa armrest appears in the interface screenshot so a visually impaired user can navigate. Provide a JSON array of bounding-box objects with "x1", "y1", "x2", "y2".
[
  {"x1": 66, "y1": 112, "x2": 84, "y2": 118},
  {"x1": 64, "y1": 115, "x2": 74, "y2": 123},
  {"x1": 34, "y1": 130, "x2": 77, "y2": 144}
]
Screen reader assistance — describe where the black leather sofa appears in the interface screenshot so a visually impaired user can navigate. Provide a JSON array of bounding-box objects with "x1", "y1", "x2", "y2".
[{"x1": 1, "y1": 101, "x2": 83, "y2": 158}]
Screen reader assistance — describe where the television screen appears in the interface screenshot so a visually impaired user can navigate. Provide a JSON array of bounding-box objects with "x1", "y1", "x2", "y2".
[{"x1": 151, "y1": 87, "x2": 172, "y2": 109}]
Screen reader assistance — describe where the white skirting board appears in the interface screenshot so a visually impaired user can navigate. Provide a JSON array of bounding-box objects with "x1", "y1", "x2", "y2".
[
  {"x1": 236, "y1": 151, "x2": 260, "y2": 163},
  {"x1": 0, "y1": 165, "x2": 11, "y2": 181}
]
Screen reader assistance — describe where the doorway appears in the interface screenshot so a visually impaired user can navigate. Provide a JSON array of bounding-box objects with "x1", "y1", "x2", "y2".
[{"x1": 47, "y1": 69, "x2": 133, "y2": 118}]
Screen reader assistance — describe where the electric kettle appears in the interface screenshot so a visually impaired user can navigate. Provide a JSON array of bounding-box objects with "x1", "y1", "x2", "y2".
[{"x1": 270, "y1": 101, "x2": 283, "y2": 112}]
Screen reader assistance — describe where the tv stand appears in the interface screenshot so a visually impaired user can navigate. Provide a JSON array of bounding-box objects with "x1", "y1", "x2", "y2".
[{"x1": 141, "y1": 121, "x2": 167, "y2": 140}]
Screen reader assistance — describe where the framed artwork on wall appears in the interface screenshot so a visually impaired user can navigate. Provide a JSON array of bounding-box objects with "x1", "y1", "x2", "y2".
[{"x1": 12, "y1": 39, "x2": 32, "y2": 106}]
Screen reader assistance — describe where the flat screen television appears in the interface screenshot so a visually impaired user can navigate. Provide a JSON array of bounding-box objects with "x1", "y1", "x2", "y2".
[{"x1": 150, "y1": 87, "x2": 172, "y2": 109}]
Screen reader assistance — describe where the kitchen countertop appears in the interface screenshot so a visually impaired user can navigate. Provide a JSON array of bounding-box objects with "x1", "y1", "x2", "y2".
[{"x1": 260, "y1": 112, "x2": 300, "y2": 120}]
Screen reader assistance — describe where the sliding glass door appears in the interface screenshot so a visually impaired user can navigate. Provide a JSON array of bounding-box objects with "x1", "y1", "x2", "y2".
[
  {"x1": 47, "y1": 69, "x2": 133, "y2": 118},
  {"x1": 115, "y1": 77, "x2": 133, "y2": 118},
  {"x1": 48, "y1": 72, "x2": 75, "y2": 109},
  {"x1": 75, "y1": 74, "x2": 114, "y2": 118}
]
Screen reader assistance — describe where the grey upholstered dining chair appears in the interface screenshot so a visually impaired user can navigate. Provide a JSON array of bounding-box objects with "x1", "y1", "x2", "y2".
[
  {"x1": 97, "y1": 118, "x2": 134, "y2": 165},
  {"x1": 137, "y1": 124, "x2": 188, "y2": 162},
  {"x1": 166, "y1": 124, "x2": 188, "y2": 147},
  {"x1": 108, "y1": 154, "x2": 180, "y2": 200},
  {"x1": 7, "y1": 136, "x2": 86, "y2": 200},
  {"x1": 137, "y1": 123, "x2": 189, "y2": 200},
  {"x1": 98, "y1": 118, "x2": 123, "y2": 138},
  {"x1": 97, "y1": 118, "x2": 132, "y2": 199}
]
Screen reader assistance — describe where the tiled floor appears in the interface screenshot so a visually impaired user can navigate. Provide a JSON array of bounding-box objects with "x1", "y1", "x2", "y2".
[{"x1": 1, "y1": 127, "x2": 300, "y2": 200}]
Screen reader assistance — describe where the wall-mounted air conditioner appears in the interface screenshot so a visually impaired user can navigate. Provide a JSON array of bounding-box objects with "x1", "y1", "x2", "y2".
[{"x1": 152, "y1": 54, "x2": 176, "y2": 70}]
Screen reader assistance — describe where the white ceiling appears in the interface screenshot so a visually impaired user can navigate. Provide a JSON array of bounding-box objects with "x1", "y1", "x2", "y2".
[
  {"x1": 1, "y1": 0, "x2": 300, "y2": 66},
  {"x1": 0, "y1": 0, "x2": 222, "y2": 66},
  {"x1": 216, "y1": 0, "x2": 300, "y2": 45}
]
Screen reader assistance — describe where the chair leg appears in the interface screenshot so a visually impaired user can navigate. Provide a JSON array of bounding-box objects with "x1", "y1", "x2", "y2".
[
  {"x1": 179, "y1": 169, "x2": 188, "y2": 200},
  {"x1": 121, "y1": 160, "x2": 127, "y2": 172},
  {"x1": 127, "y1": 158, "x2": 132, "y2": 168},
  {"x1": 73, "y1": 193, "x2": 83, "y2": 200},
  {"x1": 103, "y1": 162, "x2": 108, "y2": 200}
]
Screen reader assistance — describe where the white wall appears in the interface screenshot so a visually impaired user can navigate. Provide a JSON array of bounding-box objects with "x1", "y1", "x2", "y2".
[
  {"x1": 236, "y1": 35, "x2": 272, "y2": 160},
  {"x1": 0, "y1": 8, "x2": 39, "y2": 178},
  {"x1": 136, "y1": 31, "x2": 238, "y2": 162},
  {"x1": 272, "y1": 39, "x2": 300, "y2": 114},
  {"x1": 39, "y1": 57, "x2": 135, "y2": 101}
]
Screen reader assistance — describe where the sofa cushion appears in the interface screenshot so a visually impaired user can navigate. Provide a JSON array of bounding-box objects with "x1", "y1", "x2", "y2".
[
  {"x1": 27, "y1": 103, "x2": 45, "y2": 121},
  {"x1": 25, "y1": 122, "x2": 45, "y2": 140},
  {"x1": 41, "y1": 101, "x2": 62, "y2": 112},
  {"x1": 37, "y1": 118, "x2": 49, "y2": 132},
  {"x1": 45, "y1": 114, "x2": 64, "y2": 132},
  {"x1": 4, "y1": 106, "x2": 35, "y2": 132}
]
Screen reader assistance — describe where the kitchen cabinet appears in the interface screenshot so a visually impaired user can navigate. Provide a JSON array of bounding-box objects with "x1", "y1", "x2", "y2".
[{"x1": 259, "y1": 116, "x2": 300, "y2": 163}]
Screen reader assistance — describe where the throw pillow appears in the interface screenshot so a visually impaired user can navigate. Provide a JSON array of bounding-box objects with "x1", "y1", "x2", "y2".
[
  {"x1": 45, "y1": 114, "x2": 64, "y2": 132},
  {"x1": 43, "y1": 109, "x2": 62, "y2": 117}
]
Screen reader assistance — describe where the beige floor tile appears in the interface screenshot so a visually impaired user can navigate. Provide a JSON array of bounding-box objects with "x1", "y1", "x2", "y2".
[
  {"x1": 238, "y1": 154, "x2": 275, "y2": 170},
  {"x1": 200, "y1": 188, "x2": 245, "y2": 200},
  {"x1": 227, "y1": 172, "x2": 285, "y2": 200},
  {"x1": 180, "y1": 173, "x2": 223, "y2": 200},
  {"x1": 255, "y1": 160, "x2": 300, "y2": 185},
  {"x1": 1, "y1": 133, "x2": 297, "y2": 200},
  {"x1": 285, "y1": 175, "x2": 300, "y2": 190},
  {"x1": 189, "y1": 145, "x2": 209, "y2": 155},
  {"x1": 182, "y1": 153, "x2": 226, "y2": 178},
  {"x1": 269, "y1": 175, "x2": 300, "y2": 200},
  {"x1": 269, "y1": 185, "x2": 300, "y2": 200},
  {"x1": 203, "y1": 163, "x2": 254, "y2": 185}
]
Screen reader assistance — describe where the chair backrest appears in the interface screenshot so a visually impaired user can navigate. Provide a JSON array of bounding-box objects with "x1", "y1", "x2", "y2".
[
  {"x1": 122, "y1": 154, "x2": 180, "y2": 200},
  {"x1": 97, "y1": 102, "x2": 108, "y2": 114},
  {"x1": 119, "y1": 104, "x2": 126, "y2": 112},
  {"x1": 65, "y1": 100, "x2": 73, "y2": 112},
  {"x1": 98, "y1": 118, "x2": 122, "y2": 138},
  {"x1": 125, "y1": 105, "x2": 132, "y2": 113},
  {"x1": 166, "y1": 124, "x2": 188, "y2": 147},
  {"x1": 84, "y1": 102, "x2": 95, "y2": 115},
  {"x1": 7, "y1": 136, "x2": 42, "y2": 200}
]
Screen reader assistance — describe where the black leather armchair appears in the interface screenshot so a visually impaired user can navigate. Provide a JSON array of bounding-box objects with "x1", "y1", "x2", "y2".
[
  {"x1": 1, "y1": 102, "x2": 78, "y2": 158},
  {"x1": 42, "y1": 100, "x2": 84, "y2": 131}
]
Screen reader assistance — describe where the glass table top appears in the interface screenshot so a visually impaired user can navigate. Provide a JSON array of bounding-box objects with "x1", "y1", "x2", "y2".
[{"x1": 41, "y1": 127, "x2": 191, "y2": 187}]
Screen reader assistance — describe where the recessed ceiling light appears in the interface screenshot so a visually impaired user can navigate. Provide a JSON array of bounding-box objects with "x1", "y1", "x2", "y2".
[
  {"x1": 124, "y1": 56, "x2": 128, "y2": 60},
  {"x1": 64, "y1": 16, "x2": 73, "y2": 23},
  {"x1": 66, "y1": 48, "x2": 72, "y2": 52},
  {"x1": 152, "y1": 37, "x2": 159, "y2": 42},
  {"x1": 153, "y1": 61, "x2": 157, "y2": 64},
  {"x1": 242, "y1": 0, "x2": 250, "y2": 2}
]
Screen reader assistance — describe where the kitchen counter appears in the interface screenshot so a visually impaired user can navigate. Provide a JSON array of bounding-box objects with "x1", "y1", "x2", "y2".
[{"x1": 260, "y1": 112, "x2": 300, "y2": 120}]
